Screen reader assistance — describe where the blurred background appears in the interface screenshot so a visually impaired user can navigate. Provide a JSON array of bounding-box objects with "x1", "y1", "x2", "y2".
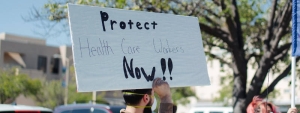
[{"x1": 0, "y1": 0, "x2": 300, "y2": 113}]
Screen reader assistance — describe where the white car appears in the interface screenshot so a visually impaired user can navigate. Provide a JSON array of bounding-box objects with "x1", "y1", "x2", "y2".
[
  {"x1": 0, "y1": 104, "x2": 52, "y2": 113},
  {"x1": 189, "y1": 107, "x2": 233, "y2": 113}
]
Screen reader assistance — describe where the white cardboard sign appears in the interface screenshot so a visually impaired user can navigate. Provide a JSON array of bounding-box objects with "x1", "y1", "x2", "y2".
[{"x1": 68, "y1": 4, "x2": 210, "y2": 92}]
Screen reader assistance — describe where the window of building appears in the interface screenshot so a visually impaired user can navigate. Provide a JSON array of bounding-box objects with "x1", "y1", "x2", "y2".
[
  {"x1": 37, "y1": 56, "x2": 47, "y2": 73},
  {"x1": 51, "y1": 57, "x2": 60, "y2": 74}
]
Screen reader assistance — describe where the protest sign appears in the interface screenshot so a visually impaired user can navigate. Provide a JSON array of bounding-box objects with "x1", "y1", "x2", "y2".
[{"x1": 68, "y1": 4, "x2": 210, "y2": 92}]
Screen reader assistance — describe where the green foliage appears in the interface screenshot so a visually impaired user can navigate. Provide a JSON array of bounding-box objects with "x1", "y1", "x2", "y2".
[
  {"x1": 33, "y1": 66, "x2": 108, "y2": 109},
  {"x1": 214, "y1": 75, "x2": 280, "y2": 105},
  {"x1": 171, "y1": 87, "x2": 197, "y2": 105},
  {"x1": 33, "y1": 80, "x2": 64, "y2": 109},
  {"x1": 67, "y1": 81, "x2": 108, "y2": 104},
  {"x1": 0, "y1": 68, "x2": 42, "y2": 103},
  {"x1": 260, "y1": 87, "x2": 280, "y2": 100},
  {"x1": 213, "y1": 76, "x2": 233, "y2": 106}
]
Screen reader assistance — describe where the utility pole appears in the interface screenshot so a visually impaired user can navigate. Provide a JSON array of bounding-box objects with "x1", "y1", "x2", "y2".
[
  {"x1": 64, "y1": 58, "x2": 69, "y2": 105},
  {"x1": 92, "y1": 91, "x2": 96, "y2": 104}
]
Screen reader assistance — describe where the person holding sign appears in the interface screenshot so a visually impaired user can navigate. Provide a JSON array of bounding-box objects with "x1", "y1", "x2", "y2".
[{"x1": 120, "y1": 78, "x2": 173, "y2": 113}]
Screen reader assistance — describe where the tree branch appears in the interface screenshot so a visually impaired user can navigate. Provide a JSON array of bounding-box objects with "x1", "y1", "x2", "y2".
[
  {"x1": 220, "y1": 0, "x2": 226, "y2": 10},
  {"x1": 276, "y1": 0, "x2": 292, "y2": 30},
  {"x1": 188, "y1": 1, "x2": 202, "y2": 16},
  {"x1": 200, "y1": 5, "x2": 221, "y2": 18},
  {"x1": 205, "y1": 40, "x2": 230, "y2": 51},
  {"x1": 271, "y1": 1, "x2": 292, "y2": 50},
  {"x1": 264, "y1": 0, "x2": 278, "y2": 50},
  {"x1": 207, "y1": 52, "x2": 232, "y2": 68},
  {"x1": 245, "y1": 53, "x2": 261, "y2": 62},
  {"x1": 201, "y1": 15, "x2": 221, "y2": 27},
  {"x1": 212, "y1": 0, "x2": 220, "y2": 6},
  {"x1": 199, "y1": 23, "x2": 232, "y2": 47},
  {"x1": 230, "y1": 0, "x2": 243, "y2": 48},
  {"x1": 273, "y1": 43, "x2": 291, "y2": 61},
  {"x1": 260, "y1": 57, "x2": 300, "y2": 98}
]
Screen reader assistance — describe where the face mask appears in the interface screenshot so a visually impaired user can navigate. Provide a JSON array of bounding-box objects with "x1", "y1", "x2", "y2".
[{"x1": 151, "y1": 97, "x2": 157, "y2": 111}]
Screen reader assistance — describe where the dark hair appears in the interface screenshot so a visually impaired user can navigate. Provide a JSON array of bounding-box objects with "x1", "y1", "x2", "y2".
[
  {"x1": 173, "y1": 104, "x2": 177, "y2": 113},
  {"x1": 122, "y1": 89, "x2": 152, "y2": 105}
]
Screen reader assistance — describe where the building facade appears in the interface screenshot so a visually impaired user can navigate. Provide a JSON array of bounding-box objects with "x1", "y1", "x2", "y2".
[{"x1": 0, "y1": 33, "x2": 72, "y2": 80}]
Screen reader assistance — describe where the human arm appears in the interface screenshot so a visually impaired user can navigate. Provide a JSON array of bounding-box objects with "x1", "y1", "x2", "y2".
[{"x1": 152, "y1": 78, "x2": 173, "y2": 113}]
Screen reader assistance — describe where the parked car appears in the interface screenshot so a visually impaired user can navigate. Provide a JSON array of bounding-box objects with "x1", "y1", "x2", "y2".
[
  {"x1": 53, "y1": 103, "x2": 125, "y2": 113},
  {"x1": 189, "y1": 106, "x2": 233, "y2": 113},
  {"x1": 0, "y1": 104, "x2": 52, "y2": 113},
  {"x1": 108, "y1": 105, "x2": 126, "y2": 113}
]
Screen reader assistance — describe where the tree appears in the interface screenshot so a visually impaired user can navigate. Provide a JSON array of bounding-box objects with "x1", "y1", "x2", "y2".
[
  {"x1": 33, "y1": 80, "x2": 108, "y2": 109},
  {"x1": 171, "y1": 87, "x2": 197, "y2": 105},
  {"x1": 213, "y1": 75, "x2": 280, "y2": 106},
  {"x1": 27, "y1": 0, "x2": 293, "y2": 112},
  {"x1": 0, "y1": 68, "x2": 42, "y2": 103},
  {"x1": 33, "y1": 80, "x2": 64, "y2": 109},
  {"x1": 33, "y1": 66, "x2": 108, "y2": 109}
]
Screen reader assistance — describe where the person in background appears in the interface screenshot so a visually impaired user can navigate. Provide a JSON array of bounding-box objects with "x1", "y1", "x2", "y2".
[
  {"x1": 247, "y1": 96, "x2": 298, "y2": 113},
  {"x1": 247, "y1": 96, "x2": 264, "y2": 113},
  {"x1": 254, "y1": 101, "x2": 278, "y2": 113},
  {"x1": 120, "y1": 78, "x2": 173, "y2": 113}
]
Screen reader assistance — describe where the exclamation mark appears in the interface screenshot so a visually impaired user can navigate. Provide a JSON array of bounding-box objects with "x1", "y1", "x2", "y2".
[
  {"x1": 160, "y1": 58, "x2": 166, "y2": 81},
  {"x1": 168, "y1": 58, "x2": 173, "y2": 80}
]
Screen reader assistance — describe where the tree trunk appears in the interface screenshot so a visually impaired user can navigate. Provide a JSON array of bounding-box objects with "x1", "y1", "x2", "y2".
[
  {"x1": 231, "y1": 48, "x2": 247, "y2": 113},
  {"x1": 233, "y1": 98, "x2": 247, "y2": 113},
  {"x1": 232, "y1": 71, "x2": 247, "y2": 113},
  {"x1": 246, "y1": 54, "x2": 273, "y2": 106}
]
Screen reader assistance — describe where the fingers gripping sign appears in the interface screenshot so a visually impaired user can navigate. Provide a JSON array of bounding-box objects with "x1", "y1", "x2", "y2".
[{"x1": 152, "y1": 78, "x2": 172, "y2": 103}]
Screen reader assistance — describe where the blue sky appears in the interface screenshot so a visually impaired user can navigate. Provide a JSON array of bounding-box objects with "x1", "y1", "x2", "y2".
[
  {"x1": 0, "y1": 1, "x2": 271, "y2": 47},
  {"x1": 0, "y1": 0, "x2": 71, "y2": 46}
]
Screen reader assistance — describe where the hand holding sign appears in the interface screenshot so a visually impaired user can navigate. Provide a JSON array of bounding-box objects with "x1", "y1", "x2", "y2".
[{"x1": 152, "y1": 78, "x2": 172, "y2": 103}]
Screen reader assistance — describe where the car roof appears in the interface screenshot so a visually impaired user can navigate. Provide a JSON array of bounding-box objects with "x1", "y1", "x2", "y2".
[
  {"x1": 55, "y1": 103, "x2": 109, "y2": 109},
  {"x1": 54, "y1": 103, "x2": 111, "y2": 113},
  {"x1": 108, "y1": 105, "x2": 125, "y2": 109},
  {"x1": 0, "y1": 104, "x2": 52, "y2": 112}
]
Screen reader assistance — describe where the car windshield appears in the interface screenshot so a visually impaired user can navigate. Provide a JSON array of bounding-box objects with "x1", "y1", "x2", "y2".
[{"x1": 60, "y1": 108, "x2": 107, "y2": 113}]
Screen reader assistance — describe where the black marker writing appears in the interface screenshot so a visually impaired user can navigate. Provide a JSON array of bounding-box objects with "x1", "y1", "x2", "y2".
[
  {"x1": 123, "y1": 56, "x2": 135, "y2": 78},
  {"x1": 123, "y1": 56, "x2": 156, "y2": 82},
  {"x1": 160, "y1": 58, "x2": 173, "y2": 80},
  {"x1": 100, "y1": 11, "x2": 108, "y2": 31},
  {"x1": 100, "y1": 11, "x2": 158, "y2": 31},
  {"x1": 141, "y1": 67, "x2": 155, "y2": 82},
  {"x1": 168, "y1": 58, "x2": 173, "y2": 80}
]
